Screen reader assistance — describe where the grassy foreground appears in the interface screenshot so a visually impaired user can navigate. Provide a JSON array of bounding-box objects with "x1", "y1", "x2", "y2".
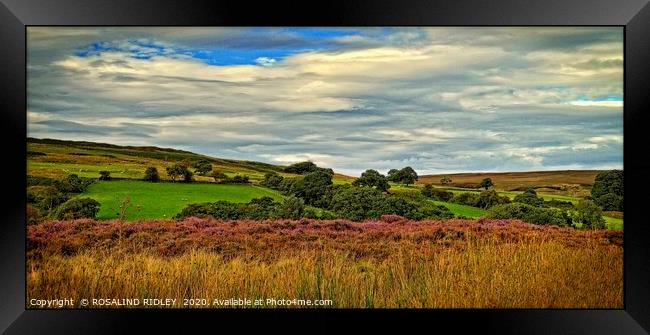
[{"x1": 28, "y1": 218, "x2": 623, "y2": 308}]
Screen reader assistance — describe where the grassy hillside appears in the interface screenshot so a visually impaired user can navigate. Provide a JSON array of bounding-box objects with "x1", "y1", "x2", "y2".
[
  {"x1": 420, "y1": 170, "x2": 600, "y2": 194},
  {"x1": 79, "y1": 180, "x2": 284, "y2": 220}
]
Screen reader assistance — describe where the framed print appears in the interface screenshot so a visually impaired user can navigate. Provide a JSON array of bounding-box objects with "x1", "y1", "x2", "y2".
[{"x1": 1, "y1": 0, "x2": 649, "y2": 333}]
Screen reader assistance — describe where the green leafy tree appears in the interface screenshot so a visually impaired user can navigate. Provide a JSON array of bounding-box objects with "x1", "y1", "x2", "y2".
[
  {"x1": 575, "y1": 199, "x2": 606, "y2": 229},
  {"x1": 291, "y1": 170, "x2": 333, "y2": 205},
  {"x1": 211, "y1": 171, "x2": 228, "y2": 182},
  {"x1": 388, "y1": 167, "x2": 418, "y2": 185},
  {"x1": 513, "y1": 188, "x2": 545, "y2": 207},
  {"x1": 193, "y1": 160, "x2": 213, "y2": 176},
  {"x1": 143, "y1": 167, "x2": 160, "y2": 182},
  {"x1": 353, "y1": 169, "x2": 391, "y2": 192},
  {"x1": 440, "y1": 176, "x2": 452, "y2": 185},
  {"x1": 261, "y1": 172, "x2": 284, "y2": 189},
  {"x1": 591, "y1": 170, "x2": 624, "y2": 211},
  {"x1": 475, "y1": 189, "x2": 510, "y2": 209},
  {"x1": 166, "y1": 164, "x2": 192, "y2": 182},
  {"x1": 479, "y1": 178, "x2": 494, "y2": 190}
]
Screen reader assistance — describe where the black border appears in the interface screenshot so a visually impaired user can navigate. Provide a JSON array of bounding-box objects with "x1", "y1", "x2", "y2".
[{"x1": 2, "y1": 0, "x2": 650, "y2": 333}]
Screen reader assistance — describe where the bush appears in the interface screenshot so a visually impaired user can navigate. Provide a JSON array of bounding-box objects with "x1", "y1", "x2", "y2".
[
  {"x1": 54, "y1": 198, "x2": 101, "y2": 220},
  {"x1": 421, "y1": 184, "x2": 454, "y2": 201},
  {"x1": 261, "y1": 172, "x2": 284, "y2": 189},
  {"x1": 211, "y1": 171, "x2": 228, "y2": 181},
  {"x1": 166, "y1": 164, "x2": 193, "y2": 182},
  {"x1": 475, "y1": 190, "x2": 510, "y2": 209},
  {"x1": 231, "y1": 175, "x2": 250, "y2": 184},
  {"x1": 27, "y1": 185, "x2": 69, "y2": 213},
  {"x1": 594, "y1": 193, "x2": 623, "y2": 211},
  {"x1": 98, "y1": 170, "x2": 111, "y2": 181},
  {"x1": 280, "y1": 196, "x2": 305, "y2": 219},
  {"x1": 575, "y1": 200, "x2": 606, "y2": 229},
  {"x1": 487, "y1": 203, "x2": 571, "y2": 226},
  {"x1": 513, "y1": 189, "x2": 545, "y2": 207},
  {"x1": 451, "y1": 192, "x2": 480, "y2": 207},
  {"x1": 55, "y1": 174, "x2": 94, "y2": 193},
  {"x1": 193, "y1": 160, "x2": 213, "y2": 176},
  {"x1": 143, "y1": 167, "x2": 160, "y2": 182}
]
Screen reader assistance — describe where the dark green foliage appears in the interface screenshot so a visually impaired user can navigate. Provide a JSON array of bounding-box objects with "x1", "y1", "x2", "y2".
[
  {"x1": 284, "y1": 161, "x2": 318, "y2": 174},
  {"x1": 261, "y1": 172, "x2": 284, "y2": 189},
  {"x1": 55, "y1": 174, "x2": 94, "y2": 193},
  {"x1": 27, "y1": 185, "x2": 69, "y2": 213},
  {"x1": 280, "y1": 196, "x2": 305, "y2": 219},
  {"x1": 387, "y1": 166, "x2": 418, "y2": 185},
  {"x1": 143, "y1": 167, "x2": 160, "y2": 182},
  {"x1": 451, "y1": 192, "x2": 480, "y2": 207},
  {"x1": 166, "y1": 164, "x2": 192, "y2": 182},
  {"x1": 230, "y1": 175, "x2": 250, "y2": 184},
  {"x1": 99, "y1": 170, "x2": 111, "y2": 181},
  {"x1": 487, "y1": 203, "x2": 571, "y2": 227},
  {"x1": 575, "y1": 199, "x2": 606, "y2": 229},
  {"x1": 421, "y1": 184, "x2": 454, "y2": 201},
  {"x1": 176, "y1": 201, "x2": 241, "y2": 220},
  {"x1": 475, "y1": 190, "x2": 511, "y2": 209},
  {"x1": 193, "y1": 159, "x2": 213, "y2": 176},
  {"x1": 594, "y1": 193, "x2": 623, "y2": 211},
  {"x1": 290, "y1": 170, "x2": 333, "y2": 205},
  {"x1": 27, "y1": 176, "x2": 56, "y2": 187},
  {"x1": 544, "y1": 199, "x2": 575, "y2": 209},
  {"x1": 353, "y1": 169, "x2": 390, "y2": 192},
  {"x1": 211, "y1": 171, "x2": 228, "y2": 181},
  {"x1": 54, "y1": 198, "x2": 101, "y2": 220},
  {"x1": 591, "y1": 170, "x2": 623, "y2": 199},
  {"x1": 513, "y1": 188, "x2": 545, "y2": 207},
  {"x1": 591, "y1": 170, "x2": 624, "y2": 211},
  {"x1": 479, "y1": 178, "x2": 494, "y2": 190},
  {"x1": 329, "y1": 186, "x2": 452, "y2": 221}
]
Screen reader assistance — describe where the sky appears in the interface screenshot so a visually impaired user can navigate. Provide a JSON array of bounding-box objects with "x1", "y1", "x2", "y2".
[{"x1": 27, "y1": 27, "x2": 623, "y2": 176}]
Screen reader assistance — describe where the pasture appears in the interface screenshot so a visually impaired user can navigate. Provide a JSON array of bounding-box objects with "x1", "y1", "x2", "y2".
[{"x1": 78, "y1": 180, "x2": 283, "y2": 220}]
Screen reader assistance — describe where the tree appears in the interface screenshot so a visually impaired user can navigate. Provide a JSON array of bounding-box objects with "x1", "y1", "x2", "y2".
[
  {"x1": 291, "y1": 170, "x2": 333, "y2": 205},
  {"x1": 193, "y1": 160, "x2": 213, "y2": 176},
  {"x1": 513, "y1": 188, "x2": 545, "y2": 207},
  {"x1": 591, "y1": 170, "x2": 624, "y2": 211},
  {"x1": 261, "y1": 172, "x2": 284, "y2": 189},
  {"x1": 475, "y1": 189, "x2": 510, "y2": 209},
  {"x1": 143, "y1": 167, "x2": 160, "y2": 182},
  {"x1": 479, "y1": 178, "x2": 494, "y2": 190},
  {"x1": 284, "y1": 161, "x2": 318, "y2": 174},
  {"x1": 211, "y1": 171, "x2": 228, "y2": 182},
  {"x1": 575, "y1": 199, "x2": 606, "y2": 229},
  {"x1": 388, "y1": 167, "x2": 418, "y2": 185},
  {"x1": 440, "y1": 176, "x2": 452, "y2": 185},
  {"x1": 98, "y1": 170, "x2": 111, "y2": 181},
  {"x1": 54, "y1": 198, "x2": 101, "y2": 220},
  {"x1": 353, "y1": 169, "x2": 391, "y2": 192},
  {"x1": 591, "y1": 170, "x2": 624, "y2": 199},
  {"x1": 166, "y1": 164, "x2": 192, "y2": 182},
  {"x1": 231, "y1": 175, "x2": 250, "y2": 184}
]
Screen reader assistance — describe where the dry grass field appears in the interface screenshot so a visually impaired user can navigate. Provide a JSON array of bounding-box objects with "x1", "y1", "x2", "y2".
[{"x1": 27, "y1": 217, "x2": 623, "y2": 308}]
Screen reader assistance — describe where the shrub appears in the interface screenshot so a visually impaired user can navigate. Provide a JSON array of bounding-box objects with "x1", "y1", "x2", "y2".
[
  {"x1": 487, "y1": 203, "x2": 570, "y2": 226},
  {"x1": 27, "y1": 185, "x2": 69, "y2": 213},
  {"x1": 55, "y1": 174, "x2": 94, "y2": 193},
  {"x1": 143, "y1": 167, "x2": 160, "y2": 182},
  {"x1": 211, "y1": 171, "x2": 228, "y2": 182},
  {"x1": 230, "y1": 175, "x2": 250, "y2": 184},
  {"x1": 451, "y1": 192, "x2": 480, "y2": 207},
  {"x1": 575, "y1": 200, "x2": 606, "y2": 229},
  {"x1": 475, "y1": 190, "x2": 510, "y2": 209},
  {"x1": 261, "y1": 172, "x2": 284, "y2": 189},
  {"x1": 192, "y1": 160, "x2": 213, "y2": 176},
  {"x1": 280, "y1": 196, "x2": 305, "y2": 219},
  {"x1": 54, "y1": 198, "x2": 101, "y2": 220},
  {"x1": 594, "y1": 193, "x2": 623, "y2": 212},
  {"x1": 421, "y1": 184, "x2": 454, "y2": 201},
  {"x1": 98, "y1": 170, "x2": 111, "y2": 181},
  {"x1": 513, "y1": 189, "x2": 545, "y2": 207}
]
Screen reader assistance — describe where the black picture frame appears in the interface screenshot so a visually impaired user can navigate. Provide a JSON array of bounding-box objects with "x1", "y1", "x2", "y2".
[{"x1": 2, "y1": 0, "x2": 649, "y2": 333}]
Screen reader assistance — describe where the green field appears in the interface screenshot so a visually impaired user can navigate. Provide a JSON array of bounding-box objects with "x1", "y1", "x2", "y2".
[
  {"x1": 430, "y1": 200, "x2": 487, "y2": 218},
  {"x1": 604, "y1": 216, "x2": 624, "y2": 230},
  {"x1": 78, "y1": 180, "x2": 283, "y2": 220}
]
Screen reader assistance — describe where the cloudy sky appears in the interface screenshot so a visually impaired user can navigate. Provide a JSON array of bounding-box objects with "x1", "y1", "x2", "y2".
[{"x1": 27, "y1": 27, "x2": 623, "y2": 176}]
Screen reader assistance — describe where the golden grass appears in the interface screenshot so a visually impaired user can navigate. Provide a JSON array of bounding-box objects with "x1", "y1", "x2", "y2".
[
  {"x1": 27, "y1": 219, "x2": 623, "y2": 309},
  {"x1": 419, "y1": 170, "x2": 601, "y2": 191}
]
